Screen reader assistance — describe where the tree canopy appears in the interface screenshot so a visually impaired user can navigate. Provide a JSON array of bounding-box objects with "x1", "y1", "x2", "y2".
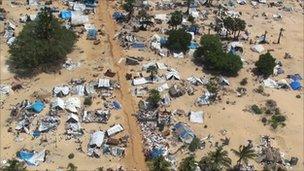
[
  {"x1": 149, "y1": 156, "x2": 171, "y2": 171},
  {"x1": 231, "y1": 144, "x2": 257, "y2": 167},
  {"x1": 189, "y1": 136, "x2": 201, "y2": 152},
  {"x1": 0, "y1": 159, "x2": 27, "y2": 171},
  {"x1": 179, "y1": 155, "x2": 197, "y2": 171},
  {"x1": 223, "y1": 17, "x2": 246, "y2": 39},
  {"x1": 166, "y1": 29, "x2": 192, "y2": 53},
  {"x1": 194, "y1": 35, "x2": 243, "y2": 76},
  {"x1": 255, "y1": 52, "x2": 276, "y2": 78},
  {"x1": 199, "y1": 146, "x2": 231, "y2": 171},
  {"x1": 168, "y1": 11, "x2": 183, "y2": 28},
  {"x1": 8, "y1": 8, "x2": 76, "y2": 77},
  {"x1": 147, "y1": 89, "x2": 161, "y2": 108}
]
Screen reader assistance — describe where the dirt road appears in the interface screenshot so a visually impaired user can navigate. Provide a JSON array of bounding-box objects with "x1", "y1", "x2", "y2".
[{"x1": 98, "y1": 1, "x2": 147, "y2": 170}]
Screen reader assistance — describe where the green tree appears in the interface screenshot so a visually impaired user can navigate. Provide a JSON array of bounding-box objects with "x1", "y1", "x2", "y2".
[
  {"x1": 268, "y1": 114, "x2": 286, "y2": 129},
  {"x1": 137, "y1": 9, "x2": 153, "y2": 30},
  {"x1": 255, "y1": 52, "x2": 276, "y2": 78},
  {"x1": 179, "y1": 155, "x2": 197, "y2": 171},
  {"x1": 166, "y1": 29, "x2": 192, "y2": 53},
  {"x1": 199, "y1": 146, "x2": 231, "y2": 171},
  {"x1": 223, "y1": 17, "x2": 246, "y2": 39},
  {"x1": 122, "y1": 0, "x2": 135, "y2": 21},
  {"x1": 147, "y1": 65, "x2": 158, "y2": 79},
  {"x1": 8, "y1": 8, "x2": 76, "y2": 77},
  {"x1": 189, "y1": 136, "x2": 200, "y2": 152},
  {"x1": 147, "y1": 89, "x2": 161, "y2": 108},
  {"x1": 168, "y1": 11, "x2": 183, "y2": 28},
  {"x1": 149, "y1": 156, "x2": 171, "y2": 171},
  {"x1": 231, "y1": 144, "x2": 257, "y2": 167},
  {"x1": 194, "y1": 35, "x2": 242, "y2": 76},
  {"x1": 67, "y1": 163, "x2": 77, "y2": 171},
  {"x1": 0, "y1": 159, "x2": 27, "y2": 171}
]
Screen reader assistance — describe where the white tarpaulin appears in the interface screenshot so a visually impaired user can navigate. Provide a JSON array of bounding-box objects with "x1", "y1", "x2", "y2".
[
  {"x1": 190, "y1": 111, "x2": 204, "y2": 123},
  {"x1": 166, "y1": 70, "x2": 181, "y2": 80},
  {"x1": 89, "y1": 131, "x2": 105, "y2": 147},
  {"x1": 51, "y1": 98, "x2": 65, "y2": 109},
  {"x1": 107, "y1": 124, "x2": 124, "y2": 136},
  {"x1": 65, "y1": 97, "x2": 81, "y2": 113},
  {"x1": 157, "y1": 83, "x2": 169, "y2": 92},
  {"x1": 27, "y1": 150, "x2": 46, "y2": 166},
  {"x1": 133, "y1": 77, "x2": 148, "y2": 86},
  {"x1": 98, "y1": 79, "x2": 110, "y2": 88},
  {"x1": 71, "y1": 12, "x2": 89, "y2": 26},
  {"x1": 251, "y1": 44, "x2": 265, "y2": 53},
  {"x1": 53, "y1": 85, "x2": 70, "y2": 96},
  {"x1": 263, "y1": 78, "x2": 278, "y2": 88}
]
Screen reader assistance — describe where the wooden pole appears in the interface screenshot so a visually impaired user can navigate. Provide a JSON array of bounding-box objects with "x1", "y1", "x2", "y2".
[{"x1": 277, "y1": 28, "x2": 284, "y2": 44}]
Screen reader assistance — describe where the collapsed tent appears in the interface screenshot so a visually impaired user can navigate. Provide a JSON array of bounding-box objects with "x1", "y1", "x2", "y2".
[
  {"x1": 18, "y1": 149, "x2": 46, "y2": 166},
  {"x1": 65, "y1": 97, "x2": 81, "y2": 113},
  {"x1": 173, "y1": 122, "x2": 195, "y2": 144},
  {"x1": 89, "y1": 131, "x2": 105, "y2": 147}
]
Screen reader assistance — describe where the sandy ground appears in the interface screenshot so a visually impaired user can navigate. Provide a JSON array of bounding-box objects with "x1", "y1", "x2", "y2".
[{"x1": 0, "y1": 0, "x2": 303, "y2": 170}]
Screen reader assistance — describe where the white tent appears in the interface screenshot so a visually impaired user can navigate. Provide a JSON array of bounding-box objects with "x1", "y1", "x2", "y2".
[
  {"x1": 51, "y1": 98, "x2": 65, "y2": 109},
  {"x1": 166, "y1": 71, "x2": 181, "y2": 80},
  {"x1": 98, "y1": 79, "x2": 111, "y2": 88},
  {"x1": 263, "y1": 78, "x2": 278, "y2": 88},
  {"x1": 133, "y1": 77, "x2": 148, "y2": 86},
  {"x1": 72, "y1": 84, "x2": 85, "y2": 96},
  {"x1": 73, "y1": 3, "x2": 86, "y2": 11},
  {"x1": 53, "y1": 85, "x2": 70, "y2": 96},
  {"x1": 107, "y1": 124, "x2": 124, "y2": 136},
  {"x1": 67, "y1": 113, "x2": 80, "y2": 123},
  {"x1": 187, "y1": 76, "x2": 203, "y2": 85},
  {"x1": 65, "y1": 97, "x2": 81, "y2": 113},
  {"x1": 190, "y1": 111, "x2": 204, "y2": 123},
  {"x1": 71, "y1": 12, "x2": 89, "y2": 26},
  {"x1": 158, "y1": 83, "x2": 169, "y2": 92},
  {"x1": 89, "y1": 131, "x2": 105, "y2": 147}
]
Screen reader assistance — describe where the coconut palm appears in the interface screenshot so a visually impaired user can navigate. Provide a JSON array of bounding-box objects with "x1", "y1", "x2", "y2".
[
  {"x1": 199, "y1": 146, "x2": 231, "y2": 171},
  {"x1": 147, "y1": 65, "x2": 158, "y2": 79},
  {"x1": 179, "y1": 155, "x2": 197, "y2": 171},
  {"x1": 149, "y1": 156, "x2": 171, "y2": 171},
  {"x1": 231, "y1": 144, "x2": 257, "y2": 167},
  {"x1": 1, "y1": 159, "x2": 27, "y2": 171}
]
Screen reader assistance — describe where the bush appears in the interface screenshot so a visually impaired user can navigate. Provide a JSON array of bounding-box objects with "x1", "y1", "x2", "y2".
[
  {"x1": 147, "y1": 89, "x2": 161, "y2": 108},
  {"x1": 83, "y1": 96, "x2": 93, "y2": 106},
  {"x1": 251, "y1": 105, "x2": 262, "y2": 114},
  {"x1": 269, "y1": 114, "x2": 286, "y2": 129},
  {"x1": 168, "y1": 10, "x2": 183, "y2": 28},
  {"x1": 189, "y1": 136, "x2": 200, "y2": 152},
  {"x1": 179, "y1": 155, "x2": 197, "y2": 171},
  {"x1": 240, "y1": 78, "x2": 248, "y2": 86},
  {"x1": 68, "y1": 153, "x2": 75, "y2": 159},
  {"x1": 166, "y1": 29, "x2": 192, "y2": 53},
  {"x1": 8, "y1": 8, "x2": 76, "y2": 77},
  {"x1": 223, "y1": 17, "x2": 246, "y2": 39},
  {"x1": 255, "y1": 52, "x2": 276, "y2": 78},
  {"x1": 194, "y1": 35, "x2": 243, "y2": 76}
]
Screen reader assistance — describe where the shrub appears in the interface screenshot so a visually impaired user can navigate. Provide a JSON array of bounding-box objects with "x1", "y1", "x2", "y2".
[
  {"x1": 168, "y1": 10, "x2": 183, "y2": 28},
  {"x1": 166, "y1": 29, "x2": 192, "y2": 53},
  {"x1": 240, "y1": 78, "x2": 248, "y2": 86},
  {"x1": 269, "y1": 114, "x2": 286, "y2": 129},
  {"x1": 68, "y1": 153, "x2": 74, "y2": 159},
  {"x1": 255, "y1": 52, "x2": 276, "y2": 78},
  {"x1": 147, "y1": 89, "x2": 161, "y2": 108},
  {"x1": 189, "y1": 137, "x2": 200, "y2": 152},
  {"x1": 251, "y1": 105, "x2": 262, "y2": 114},
  {"x1": 83, "y1": 96, "x2": 93, "y2": 106},
  {"x1": 8, "y1": 8, "x2": 76, "y2": 77}
]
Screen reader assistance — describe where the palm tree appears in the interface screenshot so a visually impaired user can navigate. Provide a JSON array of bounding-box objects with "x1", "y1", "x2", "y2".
[
  {"x1": 199, "y1": 146, "x2": 231, "y2": 171},
  {"x1": 231, "y1": 144, "x2": 257, "y2": 168},
  {"x1": 149, "y1": 156, "x2": 171, "y2": 171},
  {"x1": 147, "y1": 65, "x2": 158, "y2": 80},
  {"x1": 1, "y1": 159, "x2": 27, "y2": 171},
  {"x1": 179, "y1": 155, "x2": 197, "y2": 171}
]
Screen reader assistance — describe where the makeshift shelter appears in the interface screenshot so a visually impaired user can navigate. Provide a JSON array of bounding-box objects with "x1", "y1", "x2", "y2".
[
  {"x1": 196, "y1": 91, "x2": 214, "y2": 106},
  {"x1": 51, "y1": 98, "x2": 65, "y2": 110},
  {"x1": 290, "y1": 81, "x2": 301, "y2": 90},
  {"x1": 107, "y1": 124, "x2": 124, "y2": 136},
  {"x1": 60, "y1": 10, "x2": 72, "y2": 20},
  {"x1": 71, "y1": 12, "x2": 89, "y2": 25},
  {"x1": 87, "y1": 28, "x2": 97, "y2": 40},
  {"x1": 133, "y1": 77, "x2": 149, "y2": 86},
  {"x1": 18, "y1": 149, "x2": 46, "y2": 166},
  {"x1": 169, "y1": 85, "x2": 185, "y2": 97},
  {"x1": 189, "y1": 111, "x2": 204, "y2": 123},
  {"x1": 263, "y1": 78, "x2": 278, "y2": 89},
  {"x1": 149, "y1": 148, "x2": 164, "y2": 159},
  {"x1": 173, "y1": 122, "x2": 195, "y2": 144},
  {"x1": 65, "y1": 97, "x2": 81, "y2": 113},
  {"x1": 31, "y1": 100, "x2": 45, "y2": 113},
  {"x1": 227, "y1": 41, "x2": 243, "y2": 54},
  {"x1": 98, "y1": 79, "x2": 111, "y2": 88},
  {"x1": 89, "y1": 131, "x2": 105, "y2": 147},
  {"x1": 251, "y1": 44, "x2": 265, "y2": 53},
  {"x1": 53, "y1": 85, "x2": 70, "y2": 96},
  {"x1": 166, "y1": 71, "x2": 181, "y2": 80}
]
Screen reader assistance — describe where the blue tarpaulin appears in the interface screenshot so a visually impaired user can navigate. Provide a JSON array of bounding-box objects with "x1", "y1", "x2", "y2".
[
  {"x1": 160, "y1": 37, "x2": 167, "y2": 46},
  {"x1": 31, "y1": 100, "x2": 45, "y2": 113},
  {"x1": 32, "y1": 130, "x2": 41, "y2": 138},
  {"x1": 18, "y1": 150, "x2": 34, "y2": 161},
  {"x1": 290, "y1": 74, "x2": 302, "y2": 82},
  {"x1": 59, "y1": 10, "x2": 71, "y2": 20},
  {"x1": 112, "y1": 100, "x2": 122, "y2": 110},
  {"x1": 187, "y1": 25, "x2": 199, "y2": 34},
  {"x1": 149, "y1": 148, "x2": 164, "y2": 159},
  {"x1": 174, "y1": 122, "x2": 195, "y2": 144},
  {"x1": 132, "y1": 42, "x2": 145, "y2": 49},
  {"x1": 188, "y1": 42, "x2": 199, "y2": 49},
  {"x1": 87, "y1": 29, "x2": 97, "y2": 40},
  {"x1": 112, "y1": 12, "x2": 125, "y2": 22},
  {"x1": 290, "y1": 81, "x2": 301, "y2": 90}
]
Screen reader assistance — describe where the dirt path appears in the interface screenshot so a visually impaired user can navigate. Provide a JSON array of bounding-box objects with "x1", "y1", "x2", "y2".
[{"x1": 98, "y1": 1, "x2": 147, "y2": 170}]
